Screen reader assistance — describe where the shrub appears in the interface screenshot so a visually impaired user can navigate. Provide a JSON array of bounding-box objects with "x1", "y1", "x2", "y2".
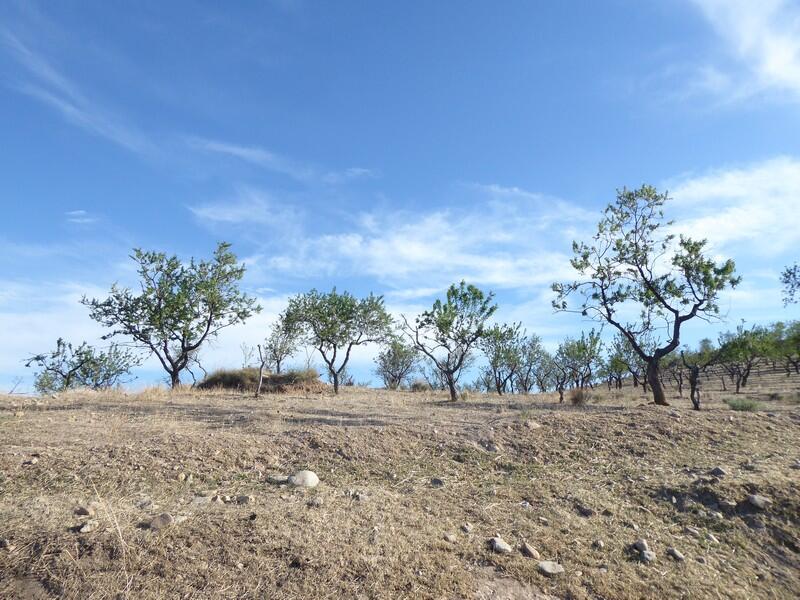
[
  {"x1": 725, "y1": 397, "x2": 760, "y2": 412},
  {"x1": 198, "y1": 367, "x2": 320, "y2": 393},
  {"x1": 410, "y1": 379, "x2": 430, "y2": 392},
  {"x1": 568, "y1": 388, "x2": 592, "y2": 406}
]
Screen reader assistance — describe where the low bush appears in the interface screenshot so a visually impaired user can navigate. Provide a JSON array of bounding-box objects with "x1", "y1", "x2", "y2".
[
  {"x1": 409, "y1": 379, "x2": 430, "y2": 392},
  {"x1": 725, "y1": 397, "x2": 760, "y2": 412},
  {"x1": 198, "y1": 367, "x2": 320, "y2": 393},
  {"x1": 568, "y1": 388, "x2": 592, "y2": 406}
]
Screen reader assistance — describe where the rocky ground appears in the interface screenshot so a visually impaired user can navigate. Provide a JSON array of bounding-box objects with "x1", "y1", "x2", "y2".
[{"x1": 0, "y1": 386, "x2": 798, "y2": 599}]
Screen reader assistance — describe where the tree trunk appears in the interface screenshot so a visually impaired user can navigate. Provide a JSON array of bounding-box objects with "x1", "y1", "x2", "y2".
[
  {"x1": 646, "y1": 360, "x2": 669, "y2": 406},
  {"x1": 446, "y1": 374, "x2": 458, "y2": 402},
  {"x1": 332, "y1": 371, "x2": 340, "y2": 394},
  {"x1": 276, "y1": 358, "x2": 282, "y2": 374},
  {"x1": 170, "y1": 370, "x2": 180, "y2": 389}
]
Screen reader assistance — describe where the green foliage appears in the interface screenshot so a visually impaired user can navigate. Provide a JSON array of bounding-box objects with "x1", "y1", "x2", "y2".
[
  {"x1": 261, "y1": 311, "x2": 301, "y2": 374},
  {"x1": 552, "y1": 185, "x2": 739, "y2": 405},
  {"x1": 402, "y1": 281, "x2": 497, "y2": 401},
  {"x1": 374, "y1": 337, "x2": 418, "y2": 390},
  {"x1": 479, "y1": 322, "x2": 524, "y2": 394},
  {"x1": 513, "y1": 334, "x2": 549, "y2": 393},
  {"x1": 198, "y1": 367, "x2": 319, "y2": 392},
  {"x1": 781, "y1": 263, "x2": 799, "y2": 305},
  {"x1": 725, "y1": 397, "x2": 760, "y2": 412},
  {"x1": 82, "y1": 242, "x2": 259, "y2": 388},
  {"x1": 555, "y1": 329, "x2": 603, "y2": 389},
  {"x1": 717, "y1": 324, "x2": 777, "y2": 393},
  {"x1": 285, "y1": 288, "x2": 392, "y2": 393},
  {"x1": 25, "y1": 338, "x2": 139, "y2": 393}
]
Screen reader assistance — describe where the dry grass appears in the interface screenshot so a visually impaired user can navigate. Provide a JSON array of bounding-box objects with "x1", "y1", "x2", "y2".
[{"x1": 0, "y1": 383, "x2": 798, "y2": 599}]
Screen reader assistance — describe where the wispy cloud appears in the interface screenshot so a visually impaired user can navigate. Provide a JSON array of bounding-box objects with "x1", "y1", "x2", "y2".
[
  {"x1": 185, "y1": 136, "x2": 376, "y2": 185},
  {"x1": 666, "y1": 155, "x2": 800, "y2": 255},
  {"x1": 64, "y1": 209, "x2": 97, "y2": 225},
  {"x1": 689, "y1": 0, "x2": 800, "y2": 102},
  {"x1": 1, "y1": 30, "x2": 156, "y2": 155},
  {"x1": 248, "y1": 184, "x2": 590, "y2": 290}
]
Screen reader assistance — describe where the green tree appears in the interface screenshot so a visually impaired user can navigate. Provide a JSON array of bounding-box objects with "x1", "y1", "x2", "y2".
[
  {"x1": 513, "y1": 334, "x2": 548, "y2": 394},
  {"x1": 781, "y1": 263, "x2": 799, "y2": 305},
  {"x1": 83, "y1": 242, "x2": 259, "y2": 388},
  {"x1": 262, "y1": 311, "x2": 301, "y2": 374},
  {"x1": 374, "y1": 337, "x2": 419, "y2": 390},
  {"x1": 553, "y1": 185, "x2": 740, "y2": 406},
  {"x1": 402, "y1": 281, "x2": 497, "y2": 402},
  {"x1": 25, "y1": 338, "x2": 139, "y2": 393},
  {"x1": 480, "y1": 322, "x2": 524, "y2": 395},
  {"x1": 556, "y1": 329, "x2": 603, "y2": 389},
  {"x1": 285, "y1": 288, "x2": 392, "y2": 394},
  {"x1": 718, "y1": 324, "x2": 775, "y2": 393}
]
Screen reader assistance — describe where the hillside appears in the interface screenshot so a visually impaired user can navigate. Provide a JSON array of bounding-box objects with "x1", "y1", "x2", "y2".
[{"x1": 1, "y1": 384, "x2": 799, "y2": 599}]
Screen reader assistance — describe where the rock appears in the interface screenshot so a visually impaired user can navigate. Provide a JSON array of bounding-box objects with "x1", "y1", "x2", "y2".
[
  {"x1": 592, "y1": 539, "x2": 605, "y2": 550},
  {"x1": 524, "y1": 420, "x2": 541, "y2": 429},
  {"x1": 430, "y1": 477, "x2": 445, "y2": 488},
  {"x1": 307, "y1": 496, "x2": 324, "y2": 508},
  {"x1": 705, "y1": 533, "x2": 719, "y2": 544},
  {"x1": 709, "y1": 466, "x2": 727, "y2": 477},
  {"x1": 747, "y1": 494, "x2": 772, "y2": 510},
  {"x1": 0, "y1": 538, "x2": 10, "y2": 549},
  {"x1": 697, "y1": 556, "x2": 707, "y2": 564},
  {"x1": 719, "y1": 500, "x2": 738, "y2": 512},
  {"x1": 149, "y1": 513, "x2": 174, "y2": 531},
  {"x1": 443, "y1": 533, "x2": 457, "y2": 543},
  {"x1": 236, "y1": 495, "x2": 255, "y2": 505},
  {"x1": 641, "y1": 550, "x2": 657, "y2": 563},
  {"x1": 538, "y1": 517, "x2": 549, "y2": 525},
  {"x1": 489, "y1": 536, "x2": 513, "y2": 554},
  {"x1": 25, "y1": 457, "x2": 39, "y2": 466},
  {"x1": 288, "y1": 470, "x2": 319, "y2": 488},
  {"x1": 632, "y1": 539, "x2": 650, "y2": 553},
  {"x1": 537, "y1": 561, "x2": 564, "y2": 577},
  {"x1": 521, "y1": 542, "x2": 540, "y2": 559},
  {"x1": 177, "y1": 472, "x2": 186, "y2": 482},
  {"x1": 74, "y1": 505, "x2": 95, "y2": 517},
  {"x1": 266, "y1": 474, "x2": 289, "y2": 485},
  {"x1": 684, "y1": 526, "x2": 701, "y2": 537},
  {"x1": 667, "y1": 547, "x2": 685, "y2": 561},
  {"x1": 461, "y1": 522, "x2": 473, "y2": 534},
  {"x1": 575, "y1": 503, "x2": 595, "y2": 517},
  {"x1": 79, "y1": 520, "x2": 99, "y2": 533}
]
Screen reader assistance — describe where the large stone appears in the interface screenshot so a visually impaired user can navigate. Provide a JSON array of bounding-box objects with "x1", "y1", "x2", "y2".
[
  {"x1": 632, "y1": 539, "x2": 650, "y2": 553},
  {"x1": 640, "y1": 550, "x2": 657, "y2": 563},
  {"x1": 537, "y1": 561, "x2": 565, "y2": 577},
  {"x1": 489, "y1": 536, "x2": 513, "y2": 554},
  {"x1": 149, "y1": 513, "x2": 174, "y2": 531},
  {"x1": 667, "y1": 547, "x2": 685, "y2": 561},
  {"x1": 747, "y1": 494, "x2": 772, "y2": 510},
  {"x1": 79, "y1": 520, "x2": 99, "y2": 534},
  {"x1": 266, "y1": 474, "x2": 289, "y2": 485},
  {"x1": 521, "y1": 542, "x2": 540, "y2": 559},
  {"x1": 709, "y1": 466, "x2": 727, "y2": 477},
  {"x1": 288, "y1": 470, "x2": 319, "y2": 488}
]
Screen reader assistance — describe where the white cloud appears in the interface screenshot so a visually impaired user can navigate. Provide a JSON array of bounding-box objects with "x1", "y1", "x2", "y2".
[
  {"x1": 254, "y1": 184, "x2": 589, "y2": 290},
  {"x1": 666, "y1": 156, "x2": 800, "y2": 254},
  {"x1": 188, "y1": 186, "x2": 303, "y2": 237},
  {"x1": 64, "y1": 209, "x2": 98, "y2": 225},
  {"x1": 185, "y1": 136, "x2": 375, "y2": 185},
  {"x1": 1, "y1": 30, "x2": 155, "y2": 155},
  {"x1": 690, "y1": 0, "x2": 800, "y2": 102}
]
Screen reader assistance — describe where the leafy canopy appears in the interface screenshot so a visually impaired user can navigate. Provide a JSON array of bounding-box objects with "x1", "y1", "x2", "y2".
[{"x1": 82, "y1": 242, "x2": 259, "y2": 386}]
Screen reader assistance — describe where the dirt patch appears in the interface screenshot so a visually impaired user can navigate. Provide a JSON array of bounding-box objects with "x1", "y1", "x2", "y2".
[{"x1": 0, "y1": 386, "x2": 798, "y2": 599}]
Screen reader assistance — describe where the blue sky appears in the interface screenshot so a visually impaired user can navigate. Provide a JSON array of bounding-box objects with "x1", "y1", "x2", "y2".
[{"x1": 1, "y1": 0, "x2": 799, "y2": 390}]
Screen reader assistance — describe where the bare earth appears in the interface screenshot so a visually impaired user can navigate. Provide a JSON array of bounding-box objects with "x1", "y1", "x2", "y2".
[{"x1": 1, "y1": 386, "x2": 798, "y2": 599}]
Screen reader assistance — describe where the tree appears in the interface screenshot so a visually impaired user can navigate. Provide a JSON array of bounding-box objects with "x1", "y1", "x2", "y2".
[
  {"x1": 717, "y1": 324, "x2": 774, "y2": 393},
  {"x1": 374, "y1": 337, "x2": 419, "y2": 389},
  {"x1": 402, "y1": 281, "x2": 497, "y2": 402},
  {"x1": 553, "y1": 185, "x2": 740, "y2": 406},
  {"x1": 513, "y1": 334, "x2": 548, "y2": 394},
  {"x1": 556, "y1": 329, "x2": 603, "y2": 389},
  {"x1": 781, "y1": 263, "x2": 799, "y2": 305},
  {"x1": 285, "y1": 288, "x2": 392, "y2": 394},
  {"x1": 25, "y1": 338, "x2": 139, "y2": 393},
  {"x1": 83, "y1": 242, "x2": 260, "y2": 388},
  {"x1": 680, "y1": 339, "x2": 720, "y2": 411},
  {"x1": 480, "y1": 322, "x2": 524, "y2": 395},
  {"x1": 262, "y1": 311, "x2": 301, "y2": 375}
]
